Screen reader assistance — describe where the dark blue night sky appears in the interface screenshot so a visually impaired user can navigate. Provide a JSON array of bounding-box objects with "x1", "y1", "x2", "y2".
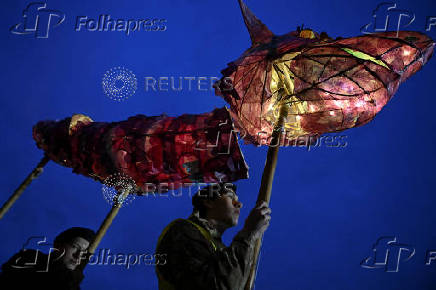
[{"x1": 1, "y1": 0, "x2": 436, "y2": 289}]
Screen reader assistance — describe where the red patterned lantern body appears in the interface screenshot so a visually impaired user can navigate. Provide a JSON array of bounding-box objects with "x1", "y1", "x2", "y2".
[{"x1": 33, "y1": 108, "x2": 248, "y2": 194}]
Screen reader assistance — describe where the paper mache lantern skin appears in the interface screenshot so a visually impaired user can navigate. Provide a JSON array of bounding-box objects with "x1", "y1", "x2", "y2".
[
  {"x1": 215, "y1": 1, "x2": 435, "y2": 146},
  {"x1": 33, "y1": 108, "x2": 249, "y2": 194}
]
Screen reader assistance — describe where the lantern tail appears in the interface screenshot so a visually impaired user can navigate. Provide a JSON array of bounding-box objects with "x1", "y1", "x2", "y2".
[{"x1": 237, "y1": 0, "x2": 274, "y2": 46}]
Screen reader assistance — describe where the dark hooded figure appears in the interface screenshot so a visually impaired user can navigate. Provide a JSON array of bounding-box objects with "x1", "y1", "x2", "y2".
[{"x1": 0, "y1": 227, "x2": 95, "y2": 290}]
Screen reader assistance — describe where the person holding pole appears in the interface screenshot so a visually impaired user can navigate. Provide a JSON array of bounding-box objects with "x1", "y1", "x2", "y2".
[
  {"x1": 155, "y1": 182, "x2": 271, "y2": 290},
  {"x1": 0, "y1": 227, "x2": 95, "y2": 290}
]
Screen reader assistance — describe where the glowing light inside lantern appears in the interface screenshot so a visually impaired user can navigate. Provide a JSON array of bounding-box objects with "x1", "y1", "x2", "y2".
[
  {"x1": 329, "y1": 111, "x2": 335, "y2": 116},
  {"x1": 403, "y1": 49, "x2": 411, "y2": 56},
  {"x1": 333, "y1": 100, "x2": 343, "y2": 108},
  {"x1": 356, "y1": 100, "x2": 365, "y2": 108}
]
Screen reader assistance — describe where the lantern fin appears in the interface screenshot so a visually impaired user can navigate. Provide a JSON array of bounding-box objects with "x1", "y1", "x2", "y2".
[{"x1": 237, "y1": 0, "x2": 274, "y2": 45}]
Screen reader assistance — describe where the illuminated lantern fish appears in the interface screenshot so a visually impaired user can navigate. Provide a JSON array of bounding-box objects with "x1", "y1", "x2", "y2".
[
  {"x1": 32, "y1": 108, "x2": 248, "y2": 194},
  {"x1": 215, "y1": 0, "x2": 435, "y2": 146}
]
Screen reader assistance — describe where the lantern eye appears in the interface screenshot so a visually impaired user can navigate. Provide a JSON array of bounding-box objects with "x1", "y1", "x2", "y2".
[{"x1": 342, "y1": 48, "x2": 390, "y2": 70}]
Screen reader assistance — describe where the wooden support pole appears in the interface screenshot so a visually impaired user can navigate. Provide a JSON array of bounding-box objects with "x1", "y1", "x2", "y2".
[
  {"x1": 0, "y1": 155, "x2": 50, "y2": 219},
  {"x1": 244, "y1": 103, "x2": 289, "y2": 290},
  {"x1": 80, "y1": 185, "x2": 132, "y2": 270}
]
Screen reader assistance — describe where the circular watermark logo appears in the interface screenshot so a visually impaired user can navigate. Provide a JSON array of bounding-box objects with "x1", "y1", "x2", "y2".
[
  {"x1": 102, "y1": 172, "x2": 136, "y2": 206},
  {"x1": 102, "y1": 67, "x2": 137, "y2": 102}
]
